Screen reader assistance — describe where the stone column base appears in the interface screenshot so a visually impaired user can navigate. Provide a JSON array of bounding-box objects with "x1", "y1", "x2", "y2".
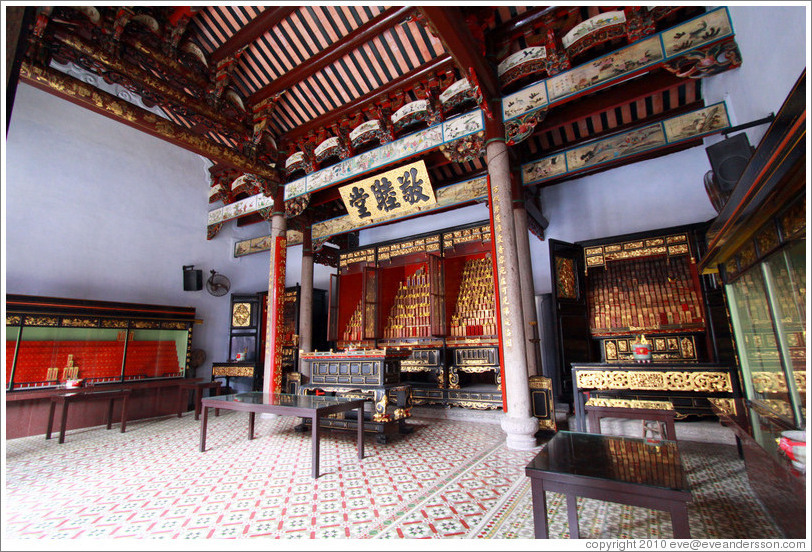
[{"x1": 501, "y1": 413, "x2": 541, "y2": 450}]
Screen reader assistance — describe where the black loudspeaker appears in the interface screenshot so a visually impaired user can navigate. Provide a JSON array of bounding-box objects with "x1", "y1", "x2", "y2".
[
  {"x1": 705, "y1": 133, "x2": 754, "y2": 193},
  {"x1": 183, "y1": 265, "x2": 203, "y2": 291}
]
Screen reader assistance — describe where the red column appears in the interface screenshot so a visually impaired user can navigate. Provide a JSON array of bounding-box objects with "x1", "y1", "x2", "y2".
[{"x1": 263, "y1": 185, "x2": 287, "y2": 395}]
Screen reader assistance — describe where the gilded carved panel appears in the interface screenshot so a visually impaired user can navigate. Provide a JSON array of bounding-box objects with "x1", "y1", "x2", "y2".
[
  {"x1": 576, "y1": 370, "x2": 732, "y2": 392},
  {"x1": 555, "y1": 256, "x2": 577, "y2": 300}
]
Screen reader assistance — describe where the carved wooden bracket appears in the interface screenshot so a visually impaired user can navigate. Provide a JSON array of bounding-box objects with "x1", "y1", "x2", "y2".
[
  {"x1": 207, "y1": 222, "x2": 223, "y2": 240},
  {"x1": 663, "y1": 39, "x2": 742, "y2": 79},
  {"x1": 285, "y1": 192, "x2": 310, "y2": 218},
  {"x1": 439, "y1": 131, "x2": 485, "y2": 163},
  {"x1": 505, "y1": 109, "x2": 547, "y2": 146},
  {"x1": 208, "y1": 49, "x2": 244, "y2": 107}
]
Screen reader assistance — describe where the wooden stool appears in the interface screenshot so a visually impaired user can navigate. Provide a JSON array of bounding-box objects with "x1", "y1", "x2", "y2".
[
  {"x1": 585, "y1": 403, "x2": 677, "y2": 441},
  {"x1": 178, "y1": 381, "x2": 224, "y2": 420}
]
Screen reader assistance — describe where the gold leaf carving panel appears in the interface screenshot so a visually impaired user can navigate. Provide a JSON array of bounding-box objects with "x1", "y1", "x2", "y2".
[{"x1": 577, "y1": 370, "x2": 732, "y2": 392}]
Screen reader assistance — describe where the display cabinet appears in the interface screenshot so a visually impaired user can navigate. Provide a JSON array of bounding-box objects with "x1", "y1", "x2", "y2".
[
  {"x1": 331, "y1": 246, "x2": 377, "y2": 349},
  {"x1": 725, "y1": 234, "x2": 806, "y2": 427},
  {"x1": 5, "y1": 295, "x2": 195, "y2": 391},
  {"x1": 212, "y1": 292, "x2": 266, "y2": 391},
  {"x1": 214, "y1": 287, "x2": 328, "y2": 392},
  {"x1": 326, "y1": 221, "x2": 503, "y2": 410},
  {"x1": 698, "y1": 71, "x2": 805, "y2": 538},
  {"x1": 442, "y1": 224, "x2": 501, "y2": 408},
  {"x1": 548, "y1": 221, "x2": 734, "y2": 406}
]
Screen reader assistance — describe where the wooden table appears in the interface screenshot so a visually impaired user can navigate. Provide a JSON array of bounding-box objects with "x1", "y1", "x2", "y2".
[
  {"x1": 177, "y1": 380, "x2": 223, "y2": 420},
  {"x1": 200, "y1": 392, "x2": 366, "y2": 478},
  {"x1": 525, "y1": 431, "x2": 692, "y2": 539},
  {"x1": 586, "y1": 405, "x2": 677, "y2": 441},
  {"x1": 46, "y1": 389, "x2": 131, "y2": 444}
]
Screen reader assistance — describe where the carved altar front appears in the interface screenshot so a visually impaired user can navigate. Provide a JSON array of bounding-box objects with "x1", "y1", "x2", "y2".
[
  {"x1": 571, "y1": 362, "x2": 740, "y2": 431},
  {"x1": 298, "y1": 349, "x2": 413, "y2": 443}
]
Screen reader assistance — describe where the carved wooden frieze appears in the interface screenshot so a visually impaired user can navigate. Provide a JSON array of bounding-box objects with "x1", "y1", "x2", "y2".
[
  {"x1": 585, "y1": 397, "x2": 675, "y2": 410},
  {"x1": 576, "y1": 370, "x2": 733, "y2": 393},
  {"x1": 62, "y1": 317, "x2": 99, "y2": 328},
  {"x1": 212, "y1": 364, "x2": 256, "y2": 377}
]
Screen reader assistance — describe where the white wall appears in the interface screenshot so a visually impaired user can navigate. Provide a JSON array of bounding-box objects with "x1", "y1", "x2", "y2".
[{"x1": 4, "y1": 84, "x2": 276, "y2": 380}]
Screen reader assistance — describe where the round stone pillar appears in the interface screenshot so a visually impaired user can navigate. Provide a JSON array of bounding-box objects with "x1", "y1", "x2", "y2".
[
  {"x1": 486, "y1": 138, "x2": 539, "y2": 450},
  {"x1": 298, "y1": 224, "x2": 314, "y2": 378},
  {"x1": 512, "y1": 201, "x2": 541, "y2": 377}
]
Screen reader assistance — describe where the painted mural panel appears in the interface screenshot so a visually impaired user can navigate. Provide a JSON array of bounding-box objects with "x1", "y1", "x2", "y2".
[
  {"x1": 443, "y1": 111, "x2": 484, "y2": 141},
  {"x1": 521, "y1": 154, "x2": 567, "y2": 186},
  {"x1": 562, "y1": 10, "x2": 626, "y2": 49},
  {"x1": 662, "y1": 8, "x2": 733, "y2": 58},
  {"x1": 565, "y1": 123, "x2": 665, "y2": 171},
  {"x1": 284, "y1": 177, "x2": 307, "y2": 200},
  {"x1": 503, "y1": 84, "x2": 549, "y2": 121},
  {"x1": 663, "y1": 102, "x2": 730, "y2": 143},
  {"x1": 547, "y1": 36, "x2": 663, "y2": 102},
  {"x1": 498, "y1": 46, "x2": 547, "y2": 76}
]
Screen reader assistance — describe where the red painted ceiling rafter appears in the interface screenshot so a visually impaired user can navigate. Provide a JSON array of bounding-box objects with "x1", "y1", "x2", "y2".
[
  {"x1": 209, "y1": 6, "x2": 297, "y2": 64},
  {"x1": 248, "y1": 6, "x2": 416, "y2": 108},
  {"x1": 279, "y1": 54, "x2": 456, "y2": 146}
]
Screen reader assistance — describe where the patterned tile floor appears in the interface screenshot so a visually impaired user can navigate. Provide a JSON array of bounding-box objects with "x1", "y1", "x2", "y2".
[{"x1": 2, "y1": 409, "x2": 784, "y2": 546}]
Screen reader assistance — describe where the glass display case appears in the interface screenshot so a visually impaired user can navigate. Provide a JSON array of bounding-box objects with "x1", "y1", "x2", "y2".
[
  {"x1": 698, "y1": 71, "x2": 805, "y2": 538},
  {"x1": 5, "y1": 295, "x2": 195, "y2": 391},
  {"x1": 726, "y1": 234, "x2": 806, "y2": 428}
]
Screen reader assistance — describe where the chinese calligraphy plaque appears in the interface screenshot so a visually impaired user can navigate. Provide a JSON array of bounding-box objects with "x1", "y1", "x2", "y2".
[{"x1": 339, "y1": 160, "x2": 436, "y2": 224}]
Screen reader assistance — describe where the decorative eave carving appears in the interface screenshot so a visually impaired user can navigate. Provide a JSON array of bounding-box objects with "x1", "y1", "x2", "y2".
[
  {"x1": 505, "y1": 109, "x2": 547, "y2": 147},
  {"x1": 285, "y1": 193, "x2": 310, "y2": 219},
  {"x1": 439, "y1": 131, "x2": 485, "y2": 164},
  {"x1": 19, "y1": 61, "x2": 278, "y2": 182},
  {"x1": 662, "y1": 39, "x2": 742, "y2": 79}
]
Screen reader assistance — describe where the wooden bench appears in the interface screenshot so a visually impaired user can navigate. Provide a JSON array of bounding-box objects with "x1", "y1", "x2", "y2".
[
  {"x1": 46, "y1": 389, "x2": 131, "y2": 444},
  {"x1": 586, "y1": 402, "x2": 677, "y2": 441}
]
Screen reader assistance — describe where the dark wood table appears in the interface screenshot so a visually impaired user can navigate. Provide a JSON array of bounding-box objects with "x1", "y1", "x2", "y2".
[
  {"x1": 177, "y1": 380, "x2": 223, "y2": 420},
  {"x1": 46, "y1": 389, "x2": 131, "y2": 444},
  {"x1": 586, "y1": 405, "x2": 678, "y2": 441},
  {"x1": 200, "y1": 392, "x2": 366, "y2": 478},
  {"x1": 525, "y1": 431, "x2": 692, "y2": 539}
]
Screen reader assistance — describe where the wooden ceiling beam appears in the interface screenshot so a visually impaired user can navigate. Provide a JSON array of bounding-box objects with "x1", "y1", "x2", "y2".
[
  {"x1": 210, "y1": 6, "x2": 298, "y2": 64},
  {"x1": 418, "y1": 6, "x2": 500, "y2": 103},
  {"x1": 534, "y1": 70, "x2": 690, "y2": 135},
  {"x1": 18, "y1": 62, "x2": 279, "y2": 182},
  {"x1": 522, "y1": 98, "x2": 706, "y2": 166},
  {"x1": 50, "y1": 29, "x2": 250, "y2": 139},
  {"x1": 489, "y1": 5, "x2": 557, "y2": 40},
  {"x1": 280, "y1": 54, "x2": 455, "y2": 144},
  {"x1": 249, "y1": 6, "x2": 415, "y2": 107}
]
